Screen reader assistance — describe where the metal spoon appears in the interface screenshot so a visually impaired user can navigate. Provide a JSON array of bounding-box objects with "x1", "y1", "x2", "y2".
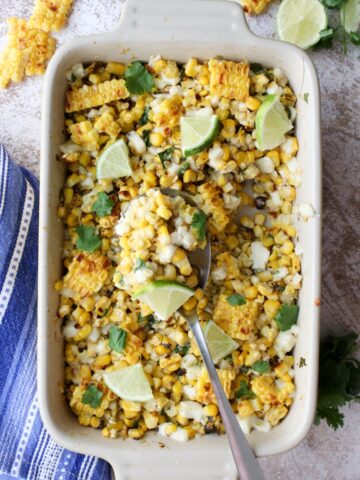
[{"x1": 161, "y1": 188, "x2": 265, "y2": 480}]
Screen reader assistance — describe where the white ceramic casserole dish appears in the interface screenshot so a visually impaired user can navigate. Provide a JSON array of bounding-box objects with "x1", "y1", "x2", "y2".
[{"x1": 38, "y1": 1, "x2": 322, "y2": 478}]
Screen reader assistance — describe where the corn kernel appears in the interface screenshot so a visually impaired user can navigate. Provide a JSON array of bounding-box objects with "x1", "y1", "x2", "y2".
[
  {"x1": 150, "y1": 132, "x2": 164, "y2": 147},
  {"x1": 203, "y1": 404, "x2": 219, "y2": 417}
]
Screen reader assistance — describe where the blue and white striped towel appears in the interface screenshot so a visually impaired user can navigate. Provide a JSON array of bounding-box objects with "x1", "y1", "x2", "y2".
[{"x1": 0, "y1": 145, "x2": 111, "y2": 480}]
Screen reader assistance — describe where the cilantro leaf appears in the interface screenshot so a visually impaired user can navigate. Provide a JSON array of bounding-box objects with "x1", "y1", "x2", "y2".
[
  {"x1": 227, "y1": 294, "x2": 246, "y2": 306},
  {"x1": 76, "y1": 225, "x2": 101, "y2": 252},
  {"x1": 252, "y1": 360, "x2": 270, "y2": 374},
  {"x1": 109, "y1": 325, "x2": 127, "y2": 353},
  {"x1": 316, "y1": 332, "x2": 360, "y2": 430},
  {"x1": 315, "y1": 28, "x2": 337, "y2": 49},
  {"x1": 274, "y1": 304, "x2": 299, "y2": 331},
  {"x1": 174, "y1": 343, "x2": 190, "y2": 355},
  {"x1": 142, "y1": 129, "x2": 151, "y2": 147},
  {"x1": 236, "y1": 380, "x2": 256, "y2": 399},
  {"x1": 134, "y1": 258, "x2": 147, "y2": 271},
  {"x1": 124, "y1": 61, "x2": 154, "y2": 94},
  {"x1": 82, "y1": 385, "x2": 103, "y2": 408},
  {"x1": 92, "y1": 192, "x2": 114, "y2": 217},
  {"x1": 349, "y1": 32, "x2": 360, "y2": 46},
  {"x1": 140, "y1": 106, "x2": 150, "y2": 125},
  {"x1": 320, "y1": 0, "x2": 345, "y2": 8},
  {"x1": 138, "y1": 313, "x2": 156, "y2": 329},
  {"x1": 158, "y1": 147, "x2": 174, "y2": 167},
  {"x1": 178, "y1": 160, "x2": 189, "y2": 175},
  {"x1": 191, "y1": 210, "x2": 207, "y2": 241},
  {"x1": 299, "y1": 357, "x2": 307, "y2": 368}
]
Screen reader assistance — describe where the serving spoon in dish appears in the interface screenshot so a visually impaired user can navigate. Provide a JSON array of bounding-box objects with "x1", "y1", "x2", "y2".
[{"x1": 161, "y1": 188, "x2": 265, "y2": 480}]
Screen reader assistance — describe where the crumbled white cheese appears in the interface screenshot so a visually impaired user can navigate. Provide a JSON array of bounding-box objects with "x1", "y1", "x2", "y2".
[
  {"x1": 274, "y1": 325, "x2": 299, "y2": 359},
  {"x1": 185, "y1": 365, "x2": 203, "y2": 382},
  {"x1": 127, "y1": 131, "x2": 146, "y2": 155},
  {"x1": 62, "y1": 320, "x2": 78, "y2": 339},
  {"x1": 250, "y1": 241, "x2": 270, "y2": 271},
  {"x1": 178, "y1": 401, "x2": 205, "y2": 423},
  {"x1": 170, "y1": 428, "x2": 189, "y2": 442},
  {"x1": 272, "y1": 267, "x2": 289, "y2": 281},
  {"x1": 186, "y1": 107, "x2": 214, "y2": 117},
  {"x1": 295, "y1": 242, "x2": 304, "y2": 256},
  {"x1": 181, "y1": 354, "x2": 197, "y2": 369},
  {"x1": 59, "y1": 141, "x2": 83, "y2": 154},
  {"x1": 297, "y1": 203, "x2": 315, "y2": 221},
  {"x1": 158, "y1": 244, "x2": 176, "y2": 264},
  {"x1": 183, "y1": 385, "x2": 197, "y2": 400},
  {"x1": 211, "y1": 267, "x2": 227, "y2": 282},
  {"x1": 255, "y1": 156, "x2": 275, "y2": 174}
]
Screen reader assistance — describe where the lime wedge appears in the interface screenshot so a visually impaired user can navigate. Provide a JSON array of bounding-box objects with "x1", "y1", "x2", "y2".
[
  {"x1": 341, "y1": 0, "x2": 360, "y2": 33},
  {"x1": 255, "y1": 95, "x2": 293, "y2": 151},
  {"x1": 181, "y1": 114, "x2": 220, "y2": 157},
  {"x1": 277, "y1": 0, "x2": 327, "y2": 49},
  {"x1": 204, "y1": 321, "x2": 238, "y2": 364},
  {"x1": 96, "y1": 139, "x2": 132, "y2": 180},
  {"x1": 133, "y1": 280, "x2": 194, "y2": 321},
  {"x1": 103, "y1": 364, "x2": 153, "y2": 402}
]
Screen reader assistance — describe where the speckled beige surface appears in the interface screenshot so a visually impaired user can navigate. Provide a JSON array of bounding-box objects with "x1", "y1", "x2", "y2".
[{"x1": 1, "y1": 1, "x2": 359, "y2": 479}]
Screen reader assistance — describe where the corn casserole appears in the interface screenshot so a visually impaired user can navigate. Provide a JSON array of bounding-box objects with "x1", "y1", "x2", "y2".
[{"x1": 55, "y1": 56, "x2": 303, "y2": 442}]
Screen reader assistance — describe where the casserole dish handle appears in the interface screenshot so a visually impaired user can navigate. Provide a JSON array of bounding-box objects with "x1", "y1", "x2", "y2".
[{"x1": 116, "y1": 0, "x2": 253, "y2": 44}]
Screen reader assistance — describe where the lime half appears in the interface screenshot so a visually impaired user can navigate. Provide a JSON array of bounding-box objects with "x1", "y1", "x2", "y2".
[
  {"x1": 133, "y1": 280, "x2": 194, "y2": 321},
  {"x1": 96, "y1": 139, "x2": 132, "y2": 180},
  {"x1": 256, "y1": 95, "x2": 293, "y2": 151},
  {"x1": 103, "y1": 364, "x2": 153, "y2": 402},
  {"x1": 277, "y1": 0, "x2": 327, "y2": 49},
  {"x1": 204, "y1": 321, "x2": 238, "y2": 364},
  {"x1": 181, "y1": 114, "x2": 220, "y2": 157},
  {"x1": 341, "y1": 0, "x2": 360, "y2": 33}
]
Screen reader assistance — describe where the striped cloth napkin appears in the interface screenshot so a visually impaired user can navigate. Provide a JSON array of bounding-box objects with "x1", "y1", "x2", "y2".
[{"x1": 0, "y1": 145, "x2": 111, "y2": 480}]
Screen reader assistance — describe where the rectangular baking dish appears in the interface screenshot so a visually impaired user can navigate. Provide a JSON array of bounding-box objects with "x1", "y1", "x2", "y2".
[{"x1": 38, "y1": 0, "x2": 322, "y2": 478}]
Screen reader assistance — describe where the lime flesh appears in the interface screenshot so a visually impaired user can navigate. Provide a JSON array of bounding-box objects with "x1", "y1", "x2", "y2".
[
  {"x1": 203, "y1": 320, "x2": 238, "y2": 364},
  {"x1": 256, "y1": 95, "x2": 293, "y2": 151},
  {"x1": 103, "y1": 364, "x2": 153, "y2": 402},
  {"x1": 133, "y1": 280, "x2": 194, "y2": 321},
  {"x1": 96, "y1": 139, "x2": 132, "y2": 180},
  {"x1": 181, "y1": 114, "x2": 220, "y2": 157}
]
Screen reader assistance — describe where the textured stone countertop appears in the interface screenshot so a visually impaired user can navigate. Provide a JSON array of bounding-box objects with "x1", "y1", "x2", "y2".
[{"x1": 1, "y1": 1, "x2": 359, "y2": 479}]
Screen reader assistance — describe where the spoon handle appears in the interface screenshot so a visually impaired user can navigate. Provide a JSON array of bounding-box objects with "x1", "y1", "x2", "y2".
[{"x1": 189, "y1": 318, "x2": 265, "y2": 480}]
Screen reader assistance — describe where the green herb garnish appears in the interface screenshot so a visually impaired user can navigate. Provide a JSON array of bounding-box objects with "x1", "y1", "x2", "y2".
[
  {"x1": 315, "y1": 332, "x2": 360, "y2": 430},
  {"x1": 124, "y1": 61, "x2": 154, "y2": 94},
  {"x1": 191, "y1": 210, "x2": 207, "y2": 241},
  {"x1": 299, "y1": 357, "x2": 307, "y2": 368},
  {"x1": 320, "y1": 0, "x2": 345, "y2": 8},
  {"x1": 303, "y1": 92, "x2": 309, "y2": 103},
  {"x1": 138, "y1": 313, "x2": 156, "y2": 329},
  {"x1": 252, "y1": 360, "x2": 271, "y2": 374},
  {"x1": 174, "y1": 343, "x2": 190, "y2": 355},
  {"x1": 142, "y1": 129, "x2": 151, "y2": 147},
  {"x1": 227, "y1": 294, "x2": 246, "y2": 306},
  {"x1": 139, "y1": 106, "x2": 150, "y2": 125},
  {"x1": 109, "y1": 325, "x2": 127, "y2": 353},
  {"x1": 158, "y1": 147, "x2": 175, "y2": 167},
  {"x1": 76, "y1": 225, "x2": 101, "y2": 252},
  {"x1": 316, "y1": 27, "x2": 337, "y2": 48},
  {"x1": 178, "y1": 160, "x2": 189, "y2": 175},
  {"x1": 349, "y1": 32, "x2": 360, "y2": 45},
  {"x1": 82, "y1": 385, "x2": 103, "y2": 408},
  {"x1": 134, "y1": 258, "x2": 147, "y2": 271},
  {"x1": 274, "y1": 304, "x2": 299, "y2": 331},
  {"x1": 92, "y1": 192, "x2": 114, "y2": 217},
  {"x1": 236, "y1": 380, "x2": 256, "y2": 399}
]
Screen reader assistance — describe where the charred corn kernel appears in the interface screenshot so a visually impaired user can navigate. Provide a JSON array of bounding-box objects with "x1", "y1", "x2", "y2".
[
  {"x1": 245, "y1": 96, "x2": 261, "y2": 111},
  {"x1": 240, "y1": 216, "x2": 254, "y2": 229},
  {"x1": 54, "y1": 280, "x2": 63, "y2": 291},
  {"x1": 176, "y1": 414, "x2": 189, "y2": 426},
  {"x1": 244, "y1": 286, "x2": 258, "y2": 300},
  {"x1": 264, "y1": 300, "x2": 281, "y2": 318},
  {"x1": 186, "y1": 274, "x2": 198, "y2": 288},
  {"x1": 185, "y1": 58, "x2": 198, "y2": 77},
  {"x1": 285, "y1": 225, "x2": 296, "y2": 237},
  {"x1": 226, "y1": 235, "x2": 239, "y2": 249},
  {"x1": 144, "y1": 171, "x2": 157, "y2": 187},
  {"x1": 165, "y1": 423, "x2": 177, "y2": 435},
  {"x1": 254, "y1": 213, "x2": 265, "y2": 225},
  {"x1": 128, "y1": 428, "x2": 144, "y2": 439},
  {"x1": 262, "y1": 235, "x2": 274, "y2": 248},
  {"x1": 160, "y1": 175, "x2": 175, "y2": 188},
  {"x1": 199, "y1": 74, "x2": 209, "y2": 85},
  {"x1": 172, "y1": 248, "x2": 186, "y2": 263},
  {"x1": 66, "y1": 213, "x2": 77, "y2": 227},
  {"x1": 90, "y1": 416, "x2": 101, "y2": 428},
  {"x1": 63, "y1": 188, "x2": 73, "y2": 205},
  {"x1": 267, "y1": 149, "x2": 280, "y2": 166},
  {"x1": 155, "y1": 344, "x2": 171, "y2": 356},
  {"x1": 183, "y1": 425, "x2": 196, "y2": 439},
  {"x1": 275, "y1": 362, "x2": 289, "y2": 377},
  {"x1": 150, "y1": 132, "x2": 164, "y2": 147},
  {"x1": 203, "y1": 404, "x2": 218, "y2": 417},
  {"x1": 238, "y1": 400, "x2": 254, "y2": 417},
  {"x1": 183, "y1": 296, "x2": 197, "y2": 311},
  {"x1": 78, "y1": 311, "x2": 91, "y2": 326},
  {"x1": 94, "y1": 354, "x2": 112, "y2": 368},
  {"x1": 257, "y1": 271, "x2": 272, "y2": 282},
  {"x1": 156, "y1": 205, "x2": 172, "y2": 220},
  {"x1": 78, "y1": 415, "x2": 91, "y2": 426},
  {"x1": 281, "y1": 240, "x2": 294, "y2": 255},
  {"x1": 106, "y1": 62, "x2": 125, "y2": 75},
  {"x1": 183, "y1": 169, "x2": 197, "y2": 183},
  {"x1": 74, "y1": 324, "x2": 92, "y2": 341}
]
